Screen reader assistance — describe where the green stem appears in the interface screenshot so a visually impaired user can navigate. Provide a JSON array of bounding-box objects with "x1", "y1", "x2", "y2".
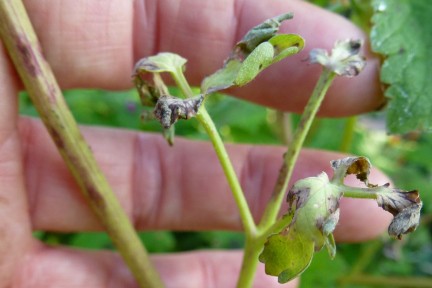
[
  {"x1": 259, "y1": 68, "x2": 336, "y2": 229},
  {"x1": 339, "y1": 185, "x2": 378, "y2": 199},
  {"x1": 171, "y1": 68, "x2": 257, "y2": 236},
  {"x1": 236, "y1": 237, "x2": 263, "y2": 288},
  {"x1": 0, "y1": 2, "x2": 163, "y2": 287},
  {"x1": 340, "y1": 116, "x2": 357, "y2": 152}
]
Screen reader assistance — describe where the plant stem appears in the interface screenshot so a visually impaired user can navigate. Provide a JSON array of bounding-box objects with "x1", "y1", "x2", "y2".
[
  {"x1": 171, "y1": 68, "x2": 257, "y2": 236},
  {"x1": 0, "y1": 2, "x2": 163, "y2": 287},
  {"x1": 338, "y1": 185, "x2": 379, "y2": 199},
  {"x1": 340, "y1": 116, "x2": 357, "y2": 152},
  {"x1": 236, "y1": 237, "x2": 263, "y2": 288},
  {"x1": 259, "y1": 68, "x2": 336, "y2": 229}
]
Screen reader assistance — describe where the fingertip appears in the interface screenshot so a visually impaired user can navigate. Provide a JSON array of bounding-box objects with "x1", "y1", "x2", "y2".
[{"x1": 153, "y1": 250, "x2": 299, "y2": 288}]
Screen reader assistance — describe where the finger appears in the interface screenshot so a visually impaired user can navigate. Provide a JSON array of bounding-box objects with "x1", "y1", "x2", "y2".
[
  {"x1": 22, "y1": 0, "x2": 383, "y2": 116},
  {"x1": 19, "y1": 242, "x2": 297, "y2": 288},
  {"x1": 22, "y1": 118, "x2": 392, "y2": 241},
  {"x1": 0, "y1": 44, "x2": 33, "y2": 283}
]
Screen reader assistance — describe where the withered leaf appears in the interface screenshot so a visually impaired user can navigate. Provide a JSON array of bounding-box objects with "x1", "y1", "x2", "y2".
[
  {"x1": 310, "y1": 39, "x2": 366, "y2": 77},
  {"x1": 154, "y1": 95, "x2": 204, "y2": 129}
]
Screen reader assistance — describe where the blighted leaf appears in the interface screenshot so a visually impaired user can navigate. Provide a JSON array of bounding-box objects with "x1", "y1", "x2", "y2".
[
  {"x1": 134, "y1": 73, "x2": 169, "y2": 107},
  {"x1": 134, "y1": 53, "x2": 187, "y2": 74},
  {"x1": 371, "y1": 0, "x2": 432, "y2": 133},
  {"x1": 376, "y1": 188, "x2": 422, "y2": 239},
  {"x1": 388, "y1": 203, "x2": 422, "y2": 239},
  {"x1": 259, "y1": 233, "x2": 314, "y2": 284},
  {"x1": 234, "y1": 42, "x2": 274, "y2": 86},
  {"x1": 330, "y1": 156, "x2": 373, "y2": 186},
  {"x1": 260, "y1": 172, "x2": 342, "y2": 282},
  {"x1": 310, "y1": 39, "x2": 365, "y2": 77},
  {"x1": 154, "y1": 95, "x2": 204, "y2": 129},
  {"x1": 236, "y1": 13, "x2": 293, "y2": 54},
  {"x1": 287, "y1": 172, "x2": 342, "y2": 250},
  {"x1": 332, "y1": 156, "x2": 422, "y2": 239}
]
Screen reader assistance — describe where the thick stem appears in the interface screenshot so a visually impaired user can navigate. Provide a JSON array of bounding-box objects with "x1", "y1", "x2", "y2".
[
  {"x1": 236, "y1": 237, "x2": 263, "y2": 288},
  {"x1": 259, "y1": 68, "x2": 336, "y2": 229},
  {"x1": 0, "y1": 2, "x2": 163, "y2": 287},
  {"x1": 171, "y1": 68, "x2": 257, "y2": 236}
]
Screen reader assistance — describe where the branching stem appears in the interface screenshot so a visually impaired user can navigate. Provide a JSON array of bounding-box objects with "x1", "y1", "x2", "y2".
[
  {"x1": 171, "y1": 68, "x2": 257, "y2": 237},
  {"x1": 259, "y1": 68, "x2": 336, "y2": 229}
]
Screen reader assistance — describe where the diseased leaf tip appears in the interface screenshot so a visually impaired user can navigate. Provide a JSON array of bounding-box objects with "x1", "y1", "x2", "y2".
[{"x1": 310, "y1": 39, "x2": 366, "y2": 77}]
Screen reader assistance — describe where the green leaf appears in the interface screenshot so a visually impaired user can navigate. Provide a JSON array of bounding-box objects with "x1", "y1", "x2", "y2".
[
  {"x1": 371, "y1": 0, "x2": 432, "y2": 133},
  {"x1": 236, "y1": 13, "x2": 293, "y2": 53},
  {"x1": 268, "y1": 34, "x2": 305, "y2": 64},
  {"x1": 234, "y1": 42, "x2": 274, "y2": 86},
  {"x1": 260, "y1": 172, "x2": 342, "y2": 282},
  {"x1": 259, "y1": 233, "x2": 314, "y2": 283},
  {"x1": 201, "y1": 59, "x2": 242, "y2": 94},
  {"x1": 134, "y1": 52, "x2": 187, "y2": 74},
  {"x1": 287, "y1": 172, "x2": 342, "y2": 250},
  {"x1": 201, "y1": 14, "x2": 304, "y2": 94}
]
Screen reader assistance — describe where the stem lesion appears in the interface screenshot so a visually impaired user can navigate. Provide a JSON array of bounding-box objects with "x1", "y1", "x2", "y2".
[{"x1": 0, "y1": 2, "x2": 163, "y2": 288}]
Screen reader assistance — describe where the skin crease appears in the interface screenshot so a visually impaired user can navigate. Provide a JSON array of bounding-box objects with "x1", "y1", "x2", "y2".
[{"x1": 0, "y1": 0, "x2": 392, "y2": 287}]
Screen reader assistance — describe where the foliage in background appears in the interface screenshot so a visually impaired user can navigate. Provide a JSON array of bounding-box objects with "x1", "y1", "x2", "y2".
[{"x1": 371, "y1": 0, "x2": 432, "y2": 133}]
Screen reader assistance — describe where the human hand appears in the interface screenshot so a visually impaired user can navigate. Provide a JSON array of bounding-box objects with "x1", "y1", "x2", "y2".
[{"x1": 0, "y1": 0, "x2": 391, "y2": 287}]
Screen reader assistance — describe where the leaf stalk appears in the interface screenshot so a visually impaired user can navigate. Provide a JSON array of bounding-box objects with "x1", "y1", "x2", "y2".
[{"x1": 259, "y1": 68, "x2": 336, "y2": 229}]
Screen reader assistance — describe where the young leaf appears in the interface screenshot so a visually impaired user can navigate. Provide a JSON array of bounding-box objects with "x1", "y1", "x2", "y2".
[
  {"x1": 259, "y1": 233, "x2": 314, "y2": 284},
  {"x1": 260, "y1": 172, "x2": 342, "y2": 282},
  {"x1": 133, "y1": 55, "x2": 194, "y2": 145},
  {"x1": 234, "y1": 42, "x2": 274, "y2": 86},
  {"x1": 201, "y1": 14, "x2": 304, "y2": 94},
  {"x1": 236, "y1": 13, "x2": 293, "y2": 54},
  {"x1": 268, "y1": 34, "x2": 305, "y2": 64},
  {"x1": 134, "y1": 52, "x2": 187, "y2": 74},
  {"x1": 371, "y1": 0, "x2": 432, "y2": 133},
  {"x1": 201, "y1": 59, "x2": 242, "y2": 94}
]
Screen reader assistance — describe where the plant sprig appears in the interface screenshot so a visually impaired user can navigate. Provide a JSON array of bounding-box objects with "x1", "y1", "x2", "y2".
[{"x1": 133, "y1": 14, "x2": 421, "y2": 288}]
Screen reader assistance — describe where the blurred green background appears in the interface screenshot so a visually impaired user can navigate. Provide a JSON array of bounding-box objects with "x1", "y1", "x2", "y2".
[{"x1": 22, "y1": 0, "x2": 432, "y2": 287}]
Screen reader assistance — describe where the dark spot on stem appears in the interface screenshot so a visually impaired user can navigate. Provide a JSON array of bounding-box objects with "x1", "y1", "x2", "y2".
[
  {"x1": 87, "y1": 184, "x2": 106, "y2": 209},
  {"x1": 47, "y1": 126, "x2": 64, "y2": 149},
  {"x1": 16, "y1": 35, "x2": 41, "y2": 77},
  {"x1": 48, "y1": 83, "x2": 58, "y2": 105}
]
